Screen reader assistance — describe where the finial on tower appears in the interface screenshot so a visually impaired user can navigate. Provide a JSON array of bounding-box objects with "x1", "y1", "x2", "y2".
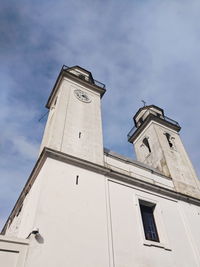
[{"x1": 141, "y1": 100, "x2": 146, "y2": 107}]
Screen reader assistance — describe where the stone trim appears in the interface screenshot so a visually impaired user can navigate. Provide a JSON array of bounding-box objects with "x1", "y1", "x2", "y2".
[
  {"x1": 0, "y1": 235, "x2": 29, "y2": 245},
  {"x1": 2, "y1": 147, "x2": 200, "y2": 234}
]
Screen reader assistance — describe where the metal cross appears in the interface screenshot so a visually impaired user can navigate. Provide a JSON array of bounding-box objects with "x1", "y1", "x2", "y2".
[{"x1": 141, "y1": 100, "x2": 146, "y2": 107}]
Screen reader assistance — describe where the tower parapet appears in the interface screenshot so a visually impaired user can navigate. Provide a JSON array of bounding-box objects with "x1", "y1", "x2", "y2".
[{"x1": 128, "y1": 105, "x2": 180, "y2": 143}]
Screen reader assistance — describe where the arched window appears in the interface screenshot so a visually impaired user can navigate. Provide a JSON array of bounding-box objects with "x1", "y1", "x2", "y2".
[
  {"x1": 165, "y1": 133, "x2": 173, "y2": 148},
  {"x1": 143, "y1": 137, "x2": 151, "y2": 153}
]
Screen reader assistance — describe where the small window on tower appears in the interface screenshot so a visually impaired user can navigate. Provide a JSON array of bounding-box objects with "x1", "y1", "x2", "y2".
[
  {"x1": 165, "y1": 133, "x2": 173, "y2": 148},
  {"x1": 139, "y1": 201, "x2": 159, "y2": 242},
  {"x1": 143, "y1": 137, "x2": 151, "y2": 153}
]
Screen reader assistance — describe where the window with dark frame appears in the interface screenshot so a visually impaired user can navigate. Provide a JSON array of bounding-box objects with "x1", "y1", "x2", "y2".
[
  {"x1": 164, "y1": 133, "x2": 173, "y2": 148},
  {"x1": 139, "y1": 201, "x2": 159, "y2": 242},
  {"x1": 143, "y1": 137, "x2": 151, "y2": 153}
]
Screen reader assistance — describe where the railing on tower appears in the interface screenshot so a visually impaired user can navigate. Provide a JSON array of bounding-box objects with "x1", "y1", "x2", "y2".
[
  {"x1": 127, "y1": 111, "x2": 180, "y2": 141},
  {"x1": 62, "y1": 65, "x2": 106, "y2": 89}
]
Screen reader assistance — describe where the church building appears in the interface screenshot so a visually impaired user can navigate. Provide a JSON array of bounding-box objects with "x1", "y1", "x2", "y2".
[{"x1": 1, "y1": 65, "x2": 200, "y2": 267}]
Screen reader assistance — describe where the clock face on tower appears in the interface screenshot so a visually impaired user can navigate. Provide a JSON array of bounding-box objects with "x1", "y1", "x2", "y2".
[{"x1": 74, "y1": 89, "x2": 91, "y2": 103}]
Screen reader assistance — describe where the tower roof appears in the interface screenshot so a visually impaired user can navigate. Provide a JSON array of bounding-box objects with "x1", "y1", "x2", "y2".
[
  {"x1": 46, "y1": 65, "x2": 106, "y2": 108},
  {"x1": 67, "y1": 65, "x2": 94, "y2": 81},
  {"x1": 128, "y1": 104, "x2": 181, "y2": 143},
  {"x1": 133, "y1": 105, "x2": 164, "y2": 125}
]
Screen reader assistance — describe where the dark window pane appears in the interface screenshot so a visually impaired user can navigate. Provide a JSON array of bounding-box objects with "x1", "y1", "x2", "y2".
[
  {"x1": 165, "y1": 133, "x2": 173, "y2": 148},
  {"x1": 143, "y1": 138, "x2": 151, "y2": 153},
  {"x1": 140, "y1": 204, "x2": 159, "y2": 242}
]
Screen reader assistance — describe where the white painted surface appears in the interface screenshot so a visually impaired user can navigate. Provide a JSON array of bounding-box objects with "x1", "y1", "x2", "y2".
[
  {"x1": 7, "y1": 158, "x2": 110, "y2": 267},
  {"x1": 5, "y1": 156, "x2": 200, "y2": 267},
  {"x1": 108, "y1": 180, "x2": 200, "y2": 267},
  {"x1": 104, "y1": 153, "x2": 174, "y2": 189},
  {"x1": 40, "y1": 73, "x2": 104, "y2": 166},
  {"x1": 134, "y1": 120, "x2": 200, "y2": 198},
  {"x1": 0, "y1": 235, "x2": 29, "y2": 267}
]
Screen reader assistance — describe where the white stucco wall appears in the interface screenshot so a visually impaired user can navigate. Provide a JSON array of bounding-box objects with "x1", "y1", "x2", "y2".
[
  {"x1": 40, "y1": 77, "x2": 104, "y2": 166},
  {"x1": 134, "y1": 121, "x2": 200, "y2": 198},
  {"x1": 104, "y1": 153, "x2": 174, "y2": 190},
  {"x1": 8, "y1": 157, "x2": 110, "y2": 267},
  {"x1": 0, "y1": 235, "x2": 29, "y2": 267},
  {"x1": 6, "y1": 163, "x2": 48, "y2": 239},
  {"x1": 5, "y1": 155, "x2": 200, "y2": 267},
  {"x1": 108, "y1": 180, "x2": 200, "y2": 267}
]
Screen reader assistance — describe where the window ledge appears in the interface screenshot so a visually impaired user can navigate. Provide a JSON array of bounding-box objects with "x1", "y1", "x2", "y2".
[{"x1": 143, "y1": 240, "x2": 171, "y2": 251}]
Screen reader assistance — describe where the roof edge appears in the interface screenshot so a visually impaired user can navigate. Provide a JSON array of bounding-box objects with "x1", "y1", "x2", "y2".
[{"x1": 46, "y1": 66, "x2": 106, "y2": 109}]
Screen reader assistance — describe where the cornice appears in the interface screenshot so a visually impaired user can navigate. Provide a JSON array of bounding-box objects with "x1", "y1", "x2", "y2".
[
  {"x1": 2, "y1": 147, "x2": 200, "y2": 234},
  {"x1": 128, "y1": 114, "x2": 181, "y2": 143},
  {"x1": 47, "y1": 148, "x2": 200, "y2": 204},
  {"x1": 0, "y1": 235, "x2": 29, "y2": 245}
]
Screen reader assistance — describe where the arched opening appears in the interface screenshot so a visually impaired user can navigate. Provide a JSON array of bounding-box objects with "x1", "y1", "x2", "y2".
[
  {"x1": 165, "y1": 133, "x2": 173, "y2": 148},
  {"x1": 143, "y1": 137, "x2": 151, "y2": 153}
]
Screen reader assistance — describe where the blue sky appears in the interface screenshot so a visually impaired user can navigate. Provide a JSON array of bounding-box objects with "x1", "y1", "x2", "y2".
[{"x1": 1, "y1": 0, "x2": 200, "y2": 229}]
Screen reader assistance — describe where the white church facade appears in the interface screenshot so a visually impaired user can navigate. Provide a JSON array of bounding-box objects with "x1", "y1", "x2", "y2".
[{"x1": 1, "y1": 65, "x2": 200, "y2": 267}]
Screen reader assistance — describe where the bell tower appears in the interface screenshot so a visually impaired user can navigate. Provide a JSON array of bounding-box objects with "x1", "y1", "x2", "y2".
[
  {"x1": 40, "y1": 65, "x2": 106, "y2": 165},
  {"x1": 128, "y1": 105, "x2": 200, "y2": 198}
]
